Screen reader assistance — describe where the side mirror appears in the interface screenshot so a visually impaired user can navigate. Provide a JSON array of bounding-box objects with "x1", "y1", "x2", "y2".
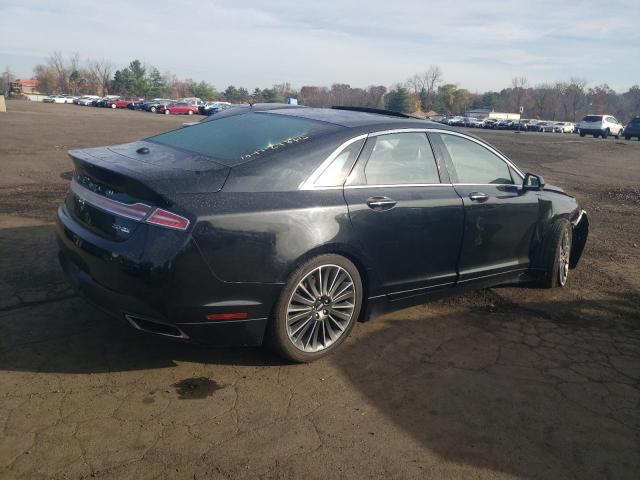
[{"x1": 523, "y1": 172, "x2": 545, "y2": 191}]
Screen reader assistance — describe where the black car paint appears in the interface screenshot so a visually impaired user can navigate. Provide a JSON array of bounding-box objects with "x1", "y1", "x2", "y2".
[{"x1": 56, "y1": 105, "x2": 588, "y2": 346}]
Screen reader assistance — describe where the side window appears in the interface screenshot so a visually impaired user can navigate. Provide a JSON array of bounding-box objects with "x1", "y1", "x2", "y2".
[
  {"x1": 314, "y1": 138, "x2": 365, "y2": 187},
  {"x1": 436, "y1": 133, "x2": 513, "y2": 184},
  {"x1": 363, "y1": 133, "x2": 440, "y2": 185}
]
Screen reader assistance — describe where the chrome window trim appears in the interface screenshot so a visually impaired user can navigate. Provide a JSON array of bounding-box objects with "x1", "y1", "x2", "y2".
[
  {"x1": 299, "y1": 127, "x2": 524, "y2": 191},
  {"x1": 344, "y1": 183, "x2": 453, "y2": 189},
  {"x1": 298, "y1": 134, "x2": 368, "y2": 190}
]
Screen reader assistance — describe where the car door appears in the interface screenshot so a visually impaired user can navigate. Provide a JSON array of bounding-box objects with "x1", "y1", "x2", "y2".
[
  {"x1": 428, "y1": 131, "x2": 539, "y2": 284},
  {"x1": 344, "y1": 131, "x2": 464, "y2": 299}
]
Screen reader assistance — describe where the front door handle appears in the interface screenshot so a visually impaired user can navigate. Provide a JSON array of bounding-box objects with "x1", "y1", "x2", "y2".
[
  {"x1": 366, "y1": 196, "x2": 397, "y2": 210},
  {"x1": 468, "y1": 192, "x2": 489, "y2": 202}
]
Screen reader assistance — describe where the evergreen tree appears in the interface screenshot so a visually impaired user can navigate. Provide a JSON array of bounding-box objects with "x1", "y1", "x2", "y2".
[{"x1": 386, "y1": 87, "x2": 413, "y2": 113}]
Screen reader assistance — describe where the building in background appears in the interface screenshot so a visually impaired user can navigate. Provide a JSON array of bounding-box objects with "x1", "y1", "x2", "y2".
[{"x1": 8, "y1": 78, "x2": 47, "y2": 101}]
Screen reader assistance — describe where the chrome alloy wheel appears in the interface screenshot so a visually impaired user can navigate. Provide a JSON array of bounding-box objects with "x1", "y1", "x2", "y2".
[
  {"x1": 558, "y1": 228, "x2": 570, "y2": 286},
  {"x1": 286, "y1": 265, "x2": 356, "y2": 352}
]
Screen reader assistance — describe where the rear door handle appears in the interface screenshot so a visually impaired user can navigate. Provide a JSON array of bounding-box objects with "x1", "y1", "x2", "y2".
[
  {"x1": 469, "y1": 192, "x2": 489, "y2": 202},
  {"x1": 366, "y1": 196, "x2": 397, "y2": 210}
]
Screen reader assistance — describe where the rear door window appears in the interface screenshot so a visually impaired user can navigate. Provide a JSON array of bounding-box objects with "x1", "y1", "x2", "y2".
[
  {"x1": 148, "y1": 112, "x2": 338, "y2": 165},
  {"x1": 363, "y1": 133, "x2": 440, "y2": 185}
]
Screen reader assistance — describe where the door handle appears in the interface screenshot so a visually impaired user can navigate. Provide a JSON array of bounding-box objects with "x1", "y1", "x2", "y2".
[
  {"x1": 469, "y1": 192, "x2": 489, "y2": 202},
  {"x1": 366, "y1": 196, "x2": 397, "y2": 210}
]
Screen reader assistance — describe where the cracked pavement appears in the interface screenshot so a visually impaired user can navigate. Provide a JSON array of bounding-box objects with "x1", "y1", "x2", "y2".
[{"x1": 1, "y1": 102, "x2": 639, "y2": 479}]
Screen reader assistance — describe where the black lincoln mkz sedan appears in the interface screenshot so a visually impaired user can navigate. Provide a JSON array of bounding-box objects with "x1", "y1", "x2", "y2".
[{"x1": 56, "y1": 104, "x2": 589, "y2": 362}]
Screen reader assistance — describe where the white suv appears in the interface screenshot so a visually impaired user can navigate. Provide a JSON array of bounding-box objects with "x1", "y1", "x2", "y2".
[{"x1": 578, "y1": 115, "x2": 624, "y2": 139}]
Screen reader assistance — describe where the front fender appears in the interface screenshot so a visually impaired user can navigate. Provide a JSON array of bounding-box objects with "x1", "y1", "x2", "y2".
[{"x1": 570, "y1": 210, "x2": 589, "y2": 268}]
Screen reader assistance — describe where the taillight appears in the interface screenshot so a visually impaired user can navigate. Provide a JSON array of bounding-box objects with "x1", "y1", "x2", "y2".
[
  {"x1": 71, "y1": 181, "x2": 190, "y2": 231},
  {"x1": 145, "y1": 208, "x2": 190, "y2": 231},
  {"x1": 71, "y1": 181, "x2": 152, "y2": 221}
]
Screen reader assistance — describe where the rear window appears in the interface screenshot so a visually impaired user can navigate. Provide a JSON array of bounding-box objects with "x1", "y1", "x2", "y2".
[
  {"x1": 148, "y1": 112, "x2": 338, "y2": 165},
  {"x1": 583, "y1": 115, "x2": 602, "y2": 122}
]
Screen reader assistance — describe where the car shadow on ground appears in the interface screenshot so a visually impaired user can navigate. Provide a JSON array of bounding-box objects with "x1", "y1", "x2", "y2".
[
  {"x1": 332, "y1": 292, "x2": 640, "y2": 479},
  {"x1": 1, "y1": 224, "x2": 639, "y2": 478}
]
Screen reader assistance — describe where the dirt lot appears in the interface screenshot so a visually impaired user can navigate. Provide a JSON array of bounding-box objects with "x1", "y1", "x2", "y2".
[{"x1": 1, "y1": 101, "x2": 639, "y2": 480}]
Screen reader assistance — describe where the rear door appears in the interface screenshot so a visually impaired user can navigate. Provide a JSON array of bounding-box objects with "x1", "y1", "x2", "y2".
[
  {"x1": 344, "y1": 132, "x2": 464, "y2": 298},
  {"x1": 428, "y1": 132, "x2": 539, "y2": 284}
]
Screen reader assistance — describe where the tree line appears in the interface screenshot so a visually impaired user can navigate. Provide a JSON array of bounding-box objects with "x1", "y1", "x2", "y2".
[{"x1": 19, "y1": 52, "x2": 640, "y2": 122}]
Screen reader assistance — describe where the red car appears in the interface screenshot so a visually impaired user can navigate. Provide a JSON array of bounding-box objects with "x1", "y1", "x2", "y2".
[
  {"x1": 106, "y1": 97, "x2": 142, "y2": 109},
  {"x1": 161, "y1": 102, "x2": 199, "y2": 115}
]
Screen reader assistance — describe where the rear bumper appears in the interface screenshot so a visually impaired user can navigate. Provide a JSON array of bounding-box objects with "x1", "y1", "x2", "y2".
[{"x1": 56, "y1": 204, "x2": 276, "y2": 346}]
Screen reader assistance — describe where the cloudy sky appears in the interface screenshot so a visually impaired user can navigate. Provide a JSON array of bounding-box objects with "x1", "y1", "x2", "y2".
[{"x1": 1, "y1": 0, "x2": 638, "y2": 91}]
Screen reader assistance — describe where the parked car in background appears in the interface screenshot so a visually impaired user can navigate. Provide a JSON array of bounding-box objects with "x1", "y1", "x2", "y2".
[
  {"x1": 623, "y1": 117, "x2": 640, "y2": 140},
  {"x1": 95, "y1": 96, "x2": 120, "y2": 107},
  {"x1": 496, "y1": 119, "x2": 516, "y2": 130},
  {"x1": 43, "y1": 95, "x2": 69, "y2": 104},
  {"x1": 578, "y1": 115, "x2": 624, "y2": 139},
  {"x1": 526, "y1": 120, "x2": 540, "y2": 131},
  {"x1": 141, "y1": 99, "x2": 174, "y2": 113},
  {"x1": 56, "y1": 105, "x2": 588, "y2": 362},
  {"x1": 553, "y1": 122, "x2": 575, "y2": 133},
  {"x1": 77, "y1": 95, "x2": 101, "y2": 106},
  {"x1": 465, "y1": 117, "x2": 484, "y2": 128},
  {"x1": 447, "y1": 116, "x2": 466, "y2": 126},
  {"x1": 199, "y1": 101, "x2": 233, "y2": 116},
  {"x1": 429, "y1": 115, "x2": 447, "y2": 123},
  {"x1": 106, "y1": 97, "x2": 141, "y2": 109},
  {"x1": 127, "y1": 99, "x2": 146, "y2": 110},
  {"x1": 161, "y1": 102, "x2": 200, "y2": 115},
  {"x1": 537, "y1": 121, "x2": 554, "y2": 132},
  {"x1": 482, "y1": 119, "x2": 498, "y2": 129}
]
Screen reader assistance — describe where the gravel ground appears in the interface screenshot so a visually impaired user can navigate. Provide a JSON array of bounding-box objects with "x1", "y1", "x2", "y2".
[{"x1": 1, "y1": 101, "x2": 639, "y2": 480}]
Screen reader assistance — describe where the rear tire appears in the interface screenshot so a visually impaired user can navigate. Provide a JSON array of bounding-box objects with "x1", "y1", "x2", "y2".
[
  {"x1": 539, "y1": 219, "x2": 572, "y2": 288},
  {"x1": 268, "y1": 254, "x2": 363, "y2": 363},
  {"x1": 111, "y1": 104, "x2": 117, "y2": 109},
  {"x1": 150, "y1": 106, "x2": 156, "y2": 113},
  {"x1": 579, "y1": 131, "x2": 585, "y2": 137},
  {"x1": 187, "y1": 109, "x2": 193, "y2": 115},
  {"x1": 164, "y1": 110, "x2": 170, "y2": 115}
]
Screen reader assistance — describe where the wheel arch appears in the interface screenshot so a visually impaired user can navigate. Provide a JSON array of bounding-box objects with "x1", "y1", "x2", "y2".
[
  {"x1": 284, "y1": 243, "x2": 377, "y2": 322},
  {"x1": 570, "y1": 211, "x2": 589, "y2": 268}
]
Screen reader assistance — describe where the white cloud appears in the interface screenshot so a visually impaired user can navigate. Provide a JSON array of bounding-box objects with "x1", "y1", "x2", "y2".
[{"x1": 0, "y1": 0, "x2": 638, "y2": 91}]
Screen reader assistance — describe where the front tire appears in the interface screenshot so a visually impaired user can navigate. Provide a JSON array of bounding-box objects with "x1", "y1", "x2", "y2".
[
  {"x1": 539, "y1": 219, "x2": 572, "y2": 288},
  {"x1": 164, "y1": 109, "x2": 170, "y2": 115},
  {"x1": 602, "y1": 129, "x2": 609, "y2": 139},
  {"x1": 269, "y1": 254, "x2": 363, "y2": 362},
  {"x1": 111, "y1": 104, "x2": 117, "y2": 109},
  {"x1": 187, "y1": 109, "x2": 193, "y2": 115},
  {"x1": 150, "y1": 106, "x2": 157, "y2": 113}
]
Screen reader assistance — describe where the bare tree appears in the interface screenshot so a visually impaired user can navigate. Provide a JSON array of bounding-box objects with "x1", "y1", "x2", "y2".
[
  {"x1": 563, "y1": 78, "x2": 587, "y2": 121},
  {"x1": 424, "y1": 65, "x2": 443, "y2": 107},
  {"x1": 88, "y1": 59, "x2": 113, "y2": 95},
  {"x1": 511, "y1": 76, "x2": 529, "y2": 113}
]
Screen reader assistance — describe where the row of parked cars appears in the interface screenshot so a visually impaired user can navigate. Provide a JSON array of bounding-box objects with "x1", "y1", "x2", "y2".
[
  {"x1": 42, "y1": 94, "x2": 233, "y2": 116},
  {"x1": 432, "y1": 114, "x2": 639, "y2": 140}
]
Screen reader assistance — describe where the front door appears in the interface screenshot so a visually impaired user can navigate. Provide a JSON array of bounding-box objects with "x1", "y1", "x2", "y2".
[
  {"x1": 344, "y1": 132, "x2": 464, "y2": 298},
  {"x1": 428, "y1": 132, "x2": 540, "y2": 284}
]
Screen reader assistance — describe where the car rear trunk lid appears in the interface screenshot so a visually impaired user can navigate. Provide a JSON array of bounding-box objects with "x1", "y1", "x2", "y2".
[{"x1": 66, "y1": 141, "x2": 230, "y2": 240}]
